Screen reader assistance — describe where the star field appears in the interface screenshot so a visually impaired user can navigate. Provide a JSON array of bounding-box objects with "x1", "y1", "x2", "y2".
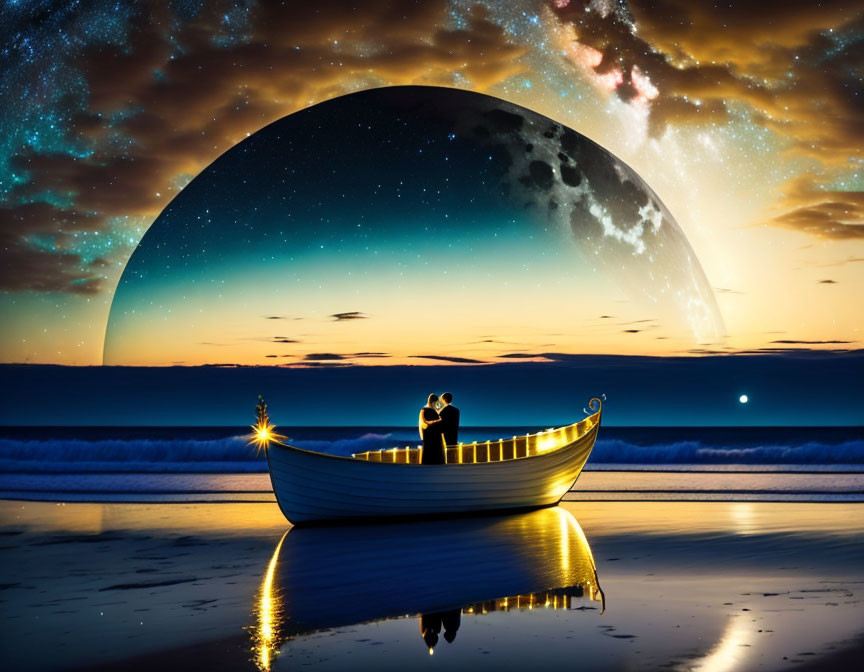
[{"x1": 0, "y1": 0, "x2": 862, "y2": 364}]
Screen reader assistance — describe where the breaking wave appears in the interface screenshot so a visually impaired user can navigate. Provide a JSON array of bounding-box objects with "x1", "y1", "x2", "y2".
[
  {"x1": 0, "y1": 432, "x2": 861, "y2": 473},
  {"x1": 591, "y1": 438, "x2": 864, "y2": 465},
  {"x1": 0, "y1": 433, "x2": 398, "y2": 473}
]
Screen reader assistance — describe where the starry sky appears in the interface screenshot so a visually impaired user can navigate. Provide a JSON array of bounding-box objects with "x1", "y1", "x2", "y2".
[{"x1": 1, "y1": 0, "x2": 863, "y2": 366}]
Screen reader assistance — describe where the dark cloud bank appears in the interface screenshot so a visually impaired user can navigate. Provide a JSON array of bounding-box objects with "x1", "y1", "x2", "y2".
[{"x1": 1, "y1": 351, "x2": 861, "y2": 426}]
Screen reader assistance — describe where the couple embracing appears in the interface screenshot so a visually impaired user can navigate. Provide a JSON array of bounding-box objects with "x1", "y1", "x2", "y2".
[{"x1": 418, "y1": 393, "x2": 460, "y2": 465}]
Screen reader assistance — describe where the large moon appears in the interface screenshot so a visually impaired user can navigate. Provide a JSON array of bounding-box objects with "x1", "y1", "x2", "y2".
[{"x1": 104, "y1": 86, "x2": 724, "y2": 366}]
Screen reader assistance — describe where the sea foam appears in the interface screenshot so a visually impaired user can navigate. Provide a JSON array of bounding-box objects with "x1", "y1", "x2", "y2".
[{"x1": 1, "y1": 432, "x2": 861, "y2": 473}]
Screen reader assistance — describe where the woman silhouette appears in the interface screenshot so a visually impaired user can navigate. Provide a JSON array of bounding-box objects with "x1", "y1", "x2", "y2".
[{"x1": 419, "y1": 393, "x2": 445, "y2": 465}]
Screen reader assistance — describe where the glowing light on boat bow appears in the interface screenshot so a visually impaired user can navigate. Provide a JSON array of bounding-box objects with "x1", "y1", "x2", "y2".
[{"x1": 249, "y1": 395, "x2": 285, "y2": 452}]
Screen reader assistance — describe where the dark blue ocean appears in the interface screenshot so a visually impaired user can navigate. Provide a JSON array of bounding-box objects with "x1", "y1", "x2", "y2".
[
  {"x1": 1, "y1": 425, "x2": 861, "y2": 472},
  {"x1": 1, "y1": 426, "x2": 861, "y2": 502}
]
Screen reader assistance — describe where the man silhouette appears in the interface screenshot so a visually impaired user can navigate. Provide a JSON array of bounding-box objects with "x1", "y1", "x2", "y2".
[
  {"x1": 420, "y1": 609, "x2": 461, "y2": 652},
  {"x1": 441, "y1": 609, "x2": 461, "y2": 643},
  {"x1": 438, "y1": 392, "x2": 460, "y2": 447}
]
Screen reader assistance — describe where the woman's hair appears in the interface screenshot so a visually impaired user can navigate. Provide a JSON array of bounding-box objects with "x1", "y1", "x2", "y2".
[{"x1": 427, "y1": 393, "x2": 439, "y2": 406}]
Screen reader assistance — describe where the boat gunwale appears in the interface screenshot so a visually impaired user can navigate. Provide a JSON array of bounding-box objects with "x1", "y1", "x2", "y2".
[
  {"x1": 265, "y1": 409, "x2": 601, "y2": 468},
  {"x1": 266, "y1": 444, "x2": 595, "y2": 500},
  {"x1": 267, "y1": 430, "x2": 595, "y2": 485}
]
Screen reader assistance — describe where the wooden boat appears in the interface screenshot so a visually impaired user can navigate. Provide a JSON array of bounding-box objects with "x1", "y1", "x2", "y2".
[
  {"x1": 253, "y1": 396, "x2": 603, "y2": 525},
  {"x1": 252, "y1": 507, "x2": 604, "y2": 669}
]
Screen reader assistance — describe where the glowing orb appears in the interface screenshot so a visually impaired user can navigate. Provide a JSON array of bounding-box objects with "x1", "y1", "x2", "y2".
[{"x1": 739, "y1": 395, "x2": 749, "y2": 404}]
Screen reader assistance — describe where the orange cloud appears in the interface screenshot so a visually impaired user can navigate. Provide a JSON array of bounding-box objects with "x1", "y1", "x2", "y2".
[
  {"x1": 4, "y1": 1, "x2": 526, "y2": 293},
  {"x1": 551, "y1": 0, "x2": 864, "y2": 238}
]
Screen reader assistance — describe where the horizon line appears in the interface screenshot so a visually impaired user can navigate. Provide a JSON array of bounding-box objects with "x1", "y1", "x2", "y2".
[{"x1": 3, "y1": 347, "x2": 863, "y2": 369}]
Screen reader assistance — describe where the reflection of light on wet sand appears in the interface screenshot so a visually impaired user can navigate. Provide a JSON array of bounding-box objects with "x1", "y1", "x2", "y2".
[
  {"x1": 557, "y1": 506, "x2": 571, "y2": 573},
  {"x1": 729, "y1": 502, "x2": 757, "y2": 535},
  {"x1": 509, "y1": 506, "x2": 599, "y2": 590},
  {"x1": 690, "y1": 616, "x2": 753, "y2": 672},
  {"x1": 252, "y1": 506, "x2": 604, "y2": 665},
  {"x1": 555, "y1": 507, "x2": 604, "y2": 607},
  {"x1": 5, "y1": 500, "x2": 859, "y2": 671},
  {"x1": 0, "y1": 502, "x2": 106, "y2": 534},
  {"x1": 256, "y1": 530, "x2": 288, "y2": 672},
  {"x1": 559, "y1": 502, "x2": 864, "y2": 537},
  {"x1": 6, "y1": 501, "x2": 864, "y2": 540},
  {"x1": 0, "y1": 501, "x2": 290, "y2": 535}
]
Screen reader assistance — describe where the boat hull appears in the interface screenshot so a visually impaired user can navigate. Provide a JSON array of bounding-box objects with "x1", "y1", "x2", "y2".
[{"x1": 265, "y1": 420, "x2": 599, "y2": 525}]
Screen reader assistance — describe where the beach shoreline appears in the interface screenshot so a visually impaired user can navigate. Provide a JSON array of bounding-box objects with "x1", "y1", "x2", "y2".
[
  {"x1": 1, "y1": 500, "x2": 863, "y2": 671},
  {"x1": 3, "y1": 470, "x2": 864, "y2": 503}
]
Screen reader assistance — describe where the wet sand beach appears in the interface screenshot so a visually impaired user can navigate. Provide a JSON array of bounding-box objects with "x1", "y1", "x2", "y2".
[
  {"x1": 3, "y1": 471, "x2": 863, "y2": 503},
  {"x1": 0, "y1": 500, "x2": 862, "y2": 671}
]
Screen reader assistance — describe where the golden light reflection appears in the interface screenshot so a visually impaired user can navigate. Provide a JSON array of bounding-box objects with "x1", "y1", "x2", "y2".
[
  {"x1": 458, "y1": 589, "x2": 597, "y2": 614},
  {"x1": 248, "y1": 507, "x2": 605, "y2": 663},
  {"x1": 689, "y1": 617, "x2": 754, "y2": 672},
  {"x1": 558, "y1": 505, "x2": 571, "y2": 574},
  {"x1": 554, "y1": 506, "x2": 605, "y2": 610},
  {"x1": 255, "y1": 530, "x2": 288, "y2": 672},
  {"x1": 729, "y1": 502, "x2": 757, "y2": 536}
]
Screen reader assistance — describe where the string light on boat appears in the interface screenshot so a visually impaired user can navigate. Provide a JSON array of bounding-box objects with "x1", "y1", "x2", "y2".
[
  {"x1": 536, "y1": 427, "x2": 560, "y2": 453},
  {"x1": 351, "y1": 401, "x2": 602, "y2": 465}
]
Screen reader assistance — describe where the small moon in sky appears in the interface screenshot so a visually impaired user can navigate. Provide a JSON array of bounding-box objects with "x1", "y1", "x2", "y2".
[{"x1": 739, "y1": 394, "x2": 749, "y2": 404}]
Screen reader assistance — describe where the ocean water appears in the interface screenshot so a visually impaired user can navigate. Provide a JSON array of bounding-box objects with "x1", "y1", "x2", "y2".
[{"x1": 0, "y1": 426, "x2": 861, "y2": 502}]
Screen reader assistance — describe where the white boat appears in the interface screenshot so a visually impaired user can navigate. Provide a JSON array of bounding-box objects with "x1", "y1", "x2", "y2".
[{"x1": 253, "y1": 397, "x2": 602, "y2": 525}]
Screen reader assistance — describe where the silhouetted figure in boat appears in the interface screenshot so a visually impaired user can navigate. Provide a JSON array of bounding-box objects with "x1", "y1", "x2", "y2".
[
  {"x1": 419, "y1": 393, "x2": 445, "y2": 465},
  {"x1": 420, "y1": 609, "x2": 461, "y2": 652},
  {"x1": 438, "y1": 392, "x2": 460, "y2": 447}
]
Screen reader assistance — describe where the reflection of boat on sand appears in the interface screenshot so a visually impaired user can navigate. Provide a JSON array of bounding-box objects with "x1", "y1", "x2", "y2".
[
  {"x1": 255, "y1": 397, "x2": 603, "y2": 524},
  {"x1": 253, "y1": 507, "x2": 604, "y2": 670}
]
